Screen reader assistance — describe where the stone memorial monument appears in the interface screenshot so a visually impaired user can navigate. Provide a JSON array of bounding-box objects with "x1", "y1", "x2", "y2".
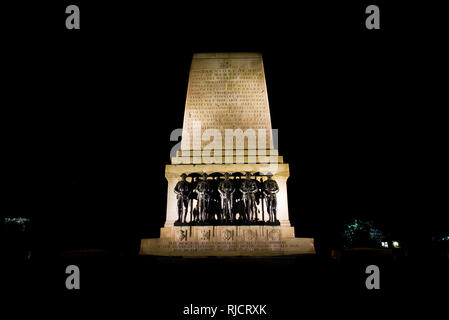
[{"x1": 140, "y1": 53, "x2": 315, "y2": 256}]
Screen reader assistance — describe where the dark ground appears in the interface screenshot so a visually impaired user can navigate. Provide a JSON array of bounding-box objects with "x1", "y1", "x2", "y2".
[{"x1": 3, "y1": 250, "x2": 449, "y2": 319}]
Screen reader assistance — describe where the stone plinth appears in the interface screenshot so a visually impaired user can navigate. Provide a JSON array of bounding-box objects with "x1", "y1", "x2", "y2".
[
  {"x1": 140, "y1": 226, "x2": 315, "y2": 256},
  {"x1": 160, "y1": 225, "x2": 296, "y2": 241}
]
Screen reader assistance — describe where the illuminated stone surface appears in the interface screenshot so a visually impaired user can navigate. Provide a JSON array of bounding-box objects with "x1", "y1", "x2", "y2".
[
  {"x1": 140, "y1": 226, "x2": 315, "y2": 256},
  {"x1": 140, "y1": 53, "x2": 315, "y2": 256},
  {"x1": 181, "y1": 53, "x2": 273, "y2": 151}
]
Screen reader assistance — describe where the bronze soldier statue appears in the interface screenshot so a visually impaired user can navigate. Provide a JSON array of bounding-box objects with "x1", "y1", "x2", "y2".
[
  {"x1": 190, "y1": 176, "x2": 199, "y2": 223},
  {"x1": 263, "y1": 173, "x2": 279, "y2": 224},
  {"x1": 218, "y1": 172, "x2": 235, "y2": 222},
  {"x1": 195, "y1": 173, "x2": 211, "y2": 223},
  {"x1": 259, "y1": 177, "x2": 265, "y2": 223},
  {"x1": 174, "y1": 173, "x2": 190, "y2": 224},
  {"x1": 240, "y1": 172, "x2": 258, "y2": 222}
]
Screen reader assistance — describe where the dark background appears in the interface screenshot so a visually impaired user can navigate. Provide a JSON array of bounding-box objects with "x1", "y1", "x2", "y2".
[
  {"x1": 56, "y1": 1, "x2": 446, "y2": 253},
  {"x1": 2, "y1": 0, "x2": 447, "y2": 318}
]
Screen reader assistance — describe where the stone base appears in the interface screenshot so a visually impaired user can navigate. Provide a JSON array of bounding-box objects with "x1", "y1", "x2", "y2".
[{"x1": 140, "y1": 225, "x2": 315, "y2": 256}]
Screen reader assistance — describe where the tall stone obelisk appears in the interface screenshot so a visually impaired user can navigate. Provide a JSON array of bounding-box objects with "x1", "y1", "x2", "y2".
[
  {"x1": 140, "y1": 53, "x2": 315, "y2": 256},
  {"x1": 181, "y1": 52, "x2": 273, "y2": 151}
]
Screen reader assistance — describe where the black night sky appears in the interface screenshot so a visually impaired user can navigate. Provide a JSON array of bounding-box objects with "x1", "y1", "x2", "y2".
[
  {"x1": 2, "y1": 1, "x2": 448, "y2": 318},
  {"x1": 55, "y1": 1, "x2": 446, "y2": 254}
]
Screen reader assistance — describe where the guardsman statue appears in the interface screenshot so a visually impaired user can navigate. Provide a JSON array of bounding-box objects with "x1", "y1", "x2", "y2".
[
  {"x1": 195, "y1": 173, "x2": 211, "y2": 222},
  {"x1": 240, "y1": 172, "x2": 258, "y2": 222},
  {"x1": 263, "y1": 173, "x2": 279, "y2": 224},
  {"x1": 174, "y1": 173, "x2": 190, "y2": 224},
  {"x1": 218, "y1": 172, "x2": 235, "y2": 222}
]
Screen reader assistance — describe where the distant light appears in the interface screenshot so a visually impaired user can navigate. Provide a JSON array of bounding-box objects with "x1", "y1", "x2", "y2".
[
  {"x1": 392, "y1": 241, "x2": 400, "y2": 248},
  {"x1": 4, "y1": 217, "x2": 30, "y2": 224},
  {"x1": 381, "y1": 241, "x2": 389, "y2": 248}
]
